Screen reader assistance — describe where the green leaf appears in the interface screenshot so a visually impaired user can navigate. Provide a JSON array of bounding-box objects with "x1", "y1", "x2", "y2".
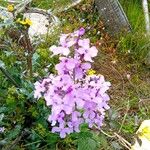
[
  {"x1": 78, "y1": 137, "x2": 97, "y2": 150},
  {"x1": 98, "y1": 134, "x2": 109, "y2": 149},
  {"x1": 0, "y1": 107, "x2": 7, "y2": 113},
  {"x1": 0, "y1": 21, "x2": 13, "y2": 28},
  {"x1": 32, "y1": 52, "x2": 40, "y2": 66},
  {"x1": 111, "y1": 141, "x2": 122, "y2": 150},
  {"x1": 78, "y1": 131, "x2": 93, "y2": 138},
  {"x1": 0, "y1": 60, "x2": 5, "y2": 68},
  {"x1": 7, "y1": 125, "x2": 21, "y2": 140},
  {"x1": 0, "y1": 113, "x2": 4, "y2": 121}
]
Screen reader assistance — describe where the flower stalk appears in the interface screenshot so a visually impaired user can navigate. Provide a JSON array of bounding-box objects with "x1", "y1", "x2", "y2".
[{"x1": 34, "y1": 28, "x2": 111, "y2": 138}]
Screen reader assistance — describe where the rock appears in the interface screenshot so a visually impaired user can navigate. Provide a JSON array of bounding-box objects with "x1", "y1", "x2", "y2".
[
  {"x1": 0, "y1": 6, "x2": 60, "y2": 41},
  {"x1": 24, "y1": 9, "x2": 60, "y2": 41}
]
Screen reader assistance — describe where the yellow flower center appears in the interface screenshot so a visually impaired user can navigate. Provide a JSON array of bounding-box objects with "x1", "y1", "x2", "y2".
[
  {"x1": 7, "y1": 4, "x2": 14, "y2": 12},
  {"x1": 140, "y1": 126, "x2": 150, "y2": 141},
  {"x1": 87, "y1": 69, "x2": 96, "y2": 75}
]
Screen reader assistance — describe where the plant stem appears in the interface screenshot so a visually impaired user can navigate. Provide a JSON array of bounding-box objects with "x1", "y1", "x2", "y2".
[
  {"x1": 27, "y1": 53, "x2": 33, "y2": 78},
  {"x1": 23, "y1": 29, "x2": 33, "y2": 78}
]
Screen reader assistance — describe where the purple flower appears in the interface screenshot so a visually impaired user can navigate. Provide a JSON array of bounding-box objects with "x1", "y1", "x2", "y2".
[
  {"x1": 72, "y1": 111, "x2": 81, "y2": 122},
  {"x1": 74, "y1": 62, "x2": 91, "y2": 79},
  {"x1": 55, "y1": 57, "x2": 79, "y2": 75},
  {"x1": 34, "y1": 81, "x2": 46, "y2": 99},
  {"x1": 68, "y1": 120, "x2": 81, "y2": 133},
  {"x1": 0, "y1": 127, "x2": 5, "y2": 133},
  {"x1": 72, "y1": 27, "x2": 85, "y2": 37},
  {"x1": 52, "y1": 123, "x2": 72, "y2": 138},
  {"x1": 78, "y1": 39, "x2": 98, "y2": 62},
  {"x1": 34, "y1": 28, "x2": 111, "y2": 138},
  {"x1": 60, "y1": 34, "x2": 76, "y2": 48},
  {"x1": 78, "y1": 27, "x2": 85, "y2": 36}
]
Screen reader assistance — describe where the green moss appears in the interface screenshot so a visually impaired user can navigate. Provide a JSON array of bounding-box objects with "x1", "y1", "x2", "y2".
[
  {"x1": 0, "y1": 0, "x2": 7, "y2": 7},
  {"x1": 120, "y1": 0, "x2": 145, "y2": 31},
  {"x1": 31, "y1": 0, "x2": 72, "y2": 10},
  {"x1": 117, "y1": 32, "x2": 150, "y2": 62}
]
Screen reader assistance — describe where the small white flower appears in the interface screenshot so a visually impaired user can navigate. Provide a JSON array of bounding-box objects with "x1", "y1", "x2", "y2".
[
  {"x1": 128, "y1": 50, "x2": 131, "y2": 53},
  {"x1": 126, "y1": 74, "x2": 131, "y2": 79},
  {"x1": 0, "y1": 127, "x2": 5, "y2": 133},
  {"x1": 97, "y1": 31, "x2": 100, "y2": 35},
  {"x1": 111, "y1": 60, "x2": 116, "y2": 64}
]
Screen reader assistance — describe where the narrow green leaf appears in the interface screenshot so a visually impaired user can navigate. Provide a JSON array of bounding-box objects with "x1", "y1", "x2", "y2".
[{"x1": 78, "y1": 137, "x2": 97, "y2": 150}]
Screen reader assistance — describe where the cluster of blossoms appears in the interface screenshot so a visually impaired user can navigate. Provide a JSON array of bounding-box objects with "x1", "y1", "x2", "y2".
[{"x1": 34, "y1": 28, "x2": 111, "y2": 138}]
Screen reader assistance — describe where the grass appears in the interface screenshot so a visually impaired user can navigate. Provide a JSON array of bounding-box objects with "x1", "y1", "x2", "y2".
[
  {"x1": 31, "y1": 0, "x2": 72, "y2": 11},
  {"x1": 120, "y1": 0, "x2": 145, "y2": 31},
  {"x1": 0, "y1": 0, "x2": 7, "y2": 7},
  {"x1": 117, "y1": 32, "x2": 150, "y2": 62},
  {"x1": 118, "y1": 0, "x2": 150, "y2": 62},
  {"x1": 0, "y1": 0, "x2": 74, "y2": 14}
]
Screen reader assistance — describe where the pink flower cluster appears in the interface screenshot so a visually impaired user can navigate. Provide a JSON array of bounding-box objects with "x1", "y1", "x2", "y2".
[{"x1": 34, "y1": 28, "x2": 111, "y2": 138}]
